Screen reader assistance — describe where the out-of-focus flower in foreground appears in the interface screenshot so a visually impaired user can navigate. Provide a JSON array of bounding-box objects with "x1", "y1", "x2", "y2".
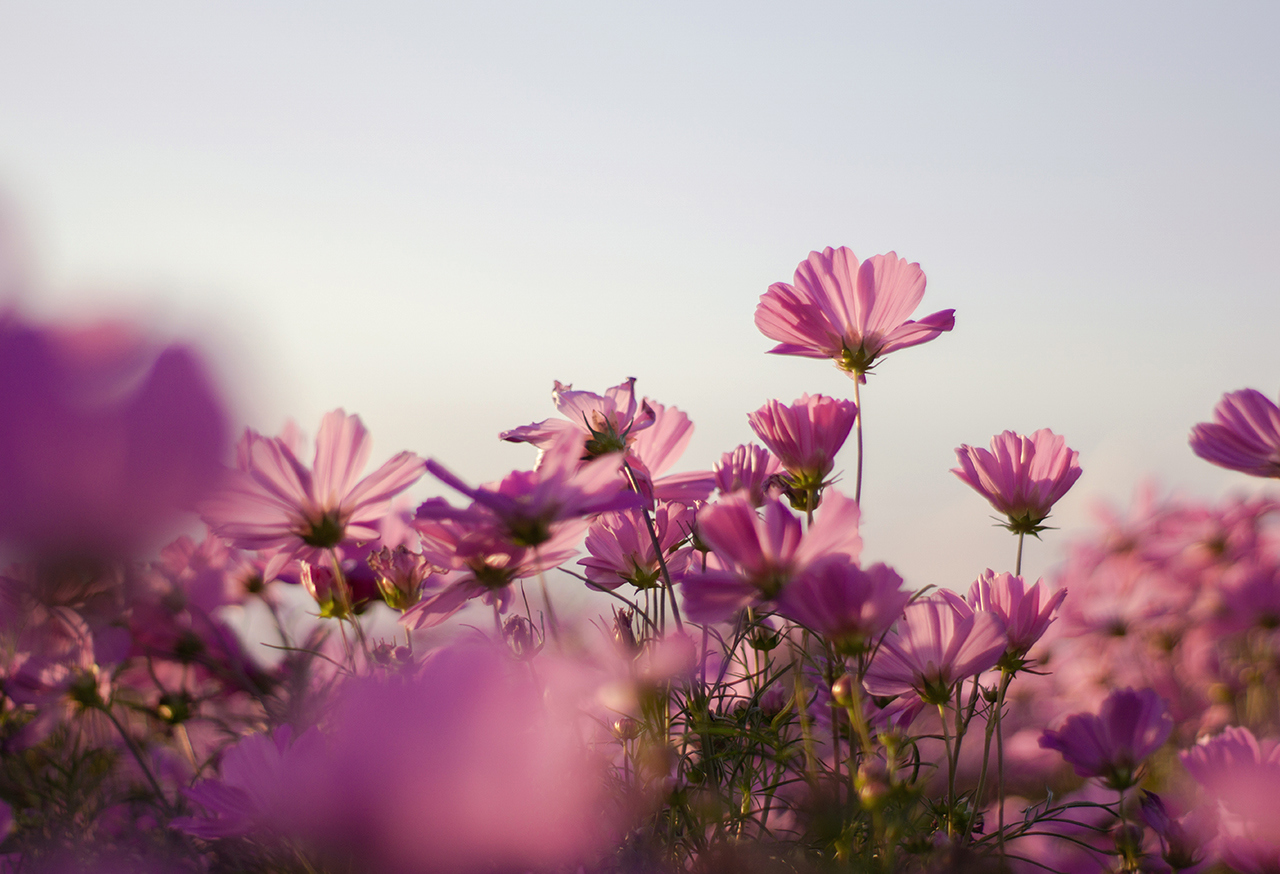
[
  {"x1": 1190, "y1": 388, "x2": 1280, "y2": 478},
  {"x1": 0, "y1": 317, "x2": 229, "y2": 560},
  {"x1": 1039, "y1": 687, "x2": 1172, "y2": 790},
  {"x1": 952, "y1": 428, "x2": 1082, "y2": 535},
  {"x1": 755, "y1": 246, "x2": 954, "y2": 380},
  {"x1": 200, "y1": 409, "x2": 424, "y2": 579}
]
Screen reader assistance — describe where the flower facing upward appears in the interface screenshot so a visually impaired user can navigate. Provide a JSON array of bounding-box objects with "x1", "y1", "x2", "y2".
[
  {"x1": 965, "y1": 569, "x2": 1066, "y2": 664},
  {"x1": 952, "y1": 429, "x2": 1082, "y2": 535},
  {"x1": 1038, "y1": 687, "x2": 1172, "y2": 790},
  {"x1": 755, "y1": 246, "x2": 954, "y2": 379},
  {"x1": 862, "y1": 596, "x2": 1007, "y2": 704},
  {"x1": 1190, "y1": 388, "x2": 1280, "y2": 478},
  {"x1": 747, "y1": 394, "x2": 857, "y2": 495},
  {"x1": 776, "y1": 560, "x2": 911, "y2": 655},
  {"x1": 200, "y1": 410, "x2": 425, "y2": 578}
]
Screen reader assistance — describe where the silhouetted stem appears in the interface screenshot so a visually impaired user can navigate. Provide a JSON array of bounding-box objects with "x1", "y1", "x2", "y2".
[
  {"x1": 1015, "y1": 531, "x2": 1025, "y2": 577},
  {"x1": 853, "y1": 376, "x2": 864, "y2": 505}
]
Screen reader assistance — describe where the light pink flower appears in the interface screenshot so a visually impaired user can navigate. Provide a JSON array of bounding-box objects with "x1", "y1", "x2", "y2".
[
  {"x1": 1190, "y1": 388, "x2": 1280, "y2": 478},
  {"x1": 747, "y1": 394, "x2": 858, "y2": 493},
  {"x1": 1039, "y1": 687, "x2": 1173, "y2": 789},
  {"x1": 200, "y1": 410, "x2": 424, "y2": 579},
  {"x1": 775, "y1": 560, "x2": 911, "y2": 655},
  {"x1": 501, "y1": 377, "x2": 655, "y2": 460},
  {"x1": 965, "y1": 569, "x2": 1066, "y2": 661},
  {"x1": 714, "y1": 444, "x2": 783, "y2": 507},
  {"x1": 579, "y1": 501, "x2": 694, "y2": 590},
  {"x1": 755, "y1": 246, "x2": 954, "y2": 379},
  {"x1": 682, "y1": 491, "x2": 862, "y2": 622},
  {"x1": 952, "y1": 428, "x2": 1083, "y2": 534},
  {"x1": 863, "y1": 596, "x2": 1007, "y2": 704}
]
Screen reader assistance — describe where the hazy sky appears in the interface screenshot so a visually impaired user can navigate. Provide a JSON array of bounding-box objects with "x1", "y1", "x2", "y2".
[{"x1": 1, "y1": 1, "x2": 1277, "y2": 595}]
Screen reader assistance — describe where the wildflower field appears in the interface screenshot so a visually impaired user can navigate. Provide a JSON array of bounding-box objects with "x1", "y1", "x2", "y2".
[{"x1": 0, "y1": 242, "x2": 1277, "y2": 874}]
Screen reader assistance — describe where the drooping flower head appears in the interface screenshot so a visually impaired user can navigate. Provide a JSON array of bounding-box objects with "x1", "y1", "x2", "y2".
[
  {"x1": 776, "y1": 560, "x2": 911, "y2": 655},
  {"x1": 863, "y1": 596, "x2": 1007, "y2": 705},
  {"x1": 747, "y1": 394, "x2": 857, "y2": 499},
  {"x1": 1039, "y1": 687, "x2": 1173, "y2": 790},
  {"x1": 1190, "y1": 388, "x2": 1280, "y2": 478},
  {"x1": 200, "y1": 410, "x2": 425, "y2": 579},
  {"x1": 755, "y1": 246, "x2": 955, "y2": 380},
  {"x1": 952, "y1": 428, "x2": 1082, "y2": 535}
]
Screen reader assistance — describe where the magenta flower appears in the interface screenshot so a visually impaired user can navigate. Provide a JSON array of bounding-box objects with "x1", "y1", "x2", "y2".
[
  {"x1": 200, "y1": 410, "x2": 425, "y2": 579},
  {"x1": 952, "y1": 428, "x2": 1083, "y2": 535},
  {"x1": 1190, "y1": 388, "x2": 1280, "y2": 478},
  {"x1": 1038, "y1": 687, "x2": 1173, "y2": 789},
  {"x1": 776, "y1": 560, "x2": 911, "y2": 655},
  {"x1": 965, "y1": 569, "x2": 1066, "y2": 663},
  {"x1": 755, "y1": 246, "x2": 954, "y2": 379},
  {"x1": 863, "y1": 596, "x2": 1007, "y2": 704},
  {"x1": 0, "y1": 317, "x2": 228, "y2": 558},
  {"x1": 747, "y1": 394, "x2": 858, "y2": 495},
  {"x1": 681, "y1": 491, "x2": 863, "y2": 622},
  {"x1": 422, "y1": 431, "x2": 642, "y2": 548}
]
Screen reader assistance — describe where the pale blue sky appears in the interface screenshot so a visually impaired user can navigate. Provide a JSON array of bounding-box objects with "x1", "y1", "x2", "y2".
[{"x1": 0, "y1": 1, "x2": 1276, "y2": 594}]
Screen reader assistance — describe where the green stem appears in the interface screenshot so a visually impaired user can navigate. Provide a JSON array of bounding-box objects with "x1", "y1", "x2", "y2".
[
  {"x1": 1015, "y1": 531, "x2": 1025, "y2": 577},
  {"x1": 853, "y1": 375, "x2": 864, "y2": 505},
  {"x1": 99, "y1": 704, "x2": 174, "y2": 814}
]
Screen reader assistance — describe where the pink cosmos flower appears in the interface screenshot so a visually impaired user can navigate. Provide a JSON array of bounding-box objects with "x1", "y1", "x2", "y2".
[
  {"x1": 200, "y1": 410, "x2": 425, "y2": 579},
  {"x1": 0, "y1": 317, "x2": 229, "y2": 559},
  {"x1": 775, "y1": 560, "x2": 911, "y2": 655},
  {"x1": 714, "y1": 444, "x2": 783, "y2": 507},
  {"x1": 501, "y1": 377, "x2": 655, "y2": 460},
  {"x1": 952, "y1": 428, "x2": 1083, "y2": 534},
  {"x1": 863, "y1": 596, "x2": 1007, "y2": 704},
  {"x1": 964, "y1": 569, "x2": 1066, "y2": 662},
  {"x1": 422, "y1": 431, "x2": 642, "y2": 548},
  {"x1": 1181, "y1": 726, "x2": 1280, "y2": 871},
  {"x1": 1190, "y1": 388, "x2": 1280, "y2": 478},
  {"x1": 681, "y1": 491, "x2": 862, "y2": 622},
  {"x1": 755, "y1": 246, "x2": 954, "y2": 379},
  {"x1": 579, "y1": 501, "x2": 695, "y2": 590},
  {"x1": 747, "y1": 394, "x2": 858, "y2": 494},
  {"x1": 1038, "y1": 687, "x2": 1173, "y2": 789}
]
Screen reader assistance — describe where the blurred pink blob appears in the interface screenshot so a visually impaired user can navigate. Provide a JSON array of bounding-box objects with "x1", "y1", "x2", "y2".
[
  {"x1": 952, "y1": 428, "x2": 1082, "y2": 534},
  {"x1": 296, "y1": 643, "x2": 614, "y2": 873},
  {"x1": 755, "y1": 246, "x2": 954, "y2": 380},
  {"x1": 1190, "y1": 388, "x2": 1280, "y2": 478},
  {"x1": 0, "y1": 316, "x2": 228, "y2": 559}
]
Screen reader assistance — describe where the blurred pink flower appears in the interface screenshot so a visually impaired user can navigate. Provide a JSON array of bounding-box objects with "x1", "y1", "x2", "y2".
[
  {"x1": 200, "y1": 410, "x2": 424, "y2": 579},
  {"x1": 775, "y1": 560, "x2": 910, "y2": 655},
  {"x1": 755, "y1": 246, "x2": 954, "y2": 379},
  {"x1": 952, "y1": 428, "x2": 1082, "y2": 534},
  {"x1": 747, "y1": 394, "x2": 858, "y2": 494},
  {"x1": 0, "y1": 317, "x2": 228, "y2": 558},
  {"x1": 1190, "y1": 388, "x2": 1280, "y2": 478},
  {"x1": 863, "y1": 596, "x2": 1007, "y2": 704},
  {"x1": 1039, "y1": 687, "x2": 1172, "y2": 789}
]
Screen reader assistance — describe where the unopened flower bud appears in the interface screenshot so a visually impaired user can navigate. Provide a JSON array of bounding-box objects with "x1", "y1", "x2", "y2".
[
  {"x1": 613, "y1": 608, "x2": 639, "y2": 655},
  {"x1": 831, "y1": 673, "x2": 856, "y2": 708},
  {"x1": 503, "y1": 615, "x2": 541, "y2": 661},
  {"x1": 613, "y1": 716, "x2": 640, "y2": 741},
  {"x1": 856, "y1": 760, "x2": 889, "y2": 808}
]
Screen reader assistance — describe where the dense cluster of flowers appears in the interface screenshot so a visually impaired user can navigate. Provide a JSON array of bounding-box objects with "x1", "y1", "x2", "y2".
[{"x1": 0, "y1": 242, "x2": 1276, "y2": 874}]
